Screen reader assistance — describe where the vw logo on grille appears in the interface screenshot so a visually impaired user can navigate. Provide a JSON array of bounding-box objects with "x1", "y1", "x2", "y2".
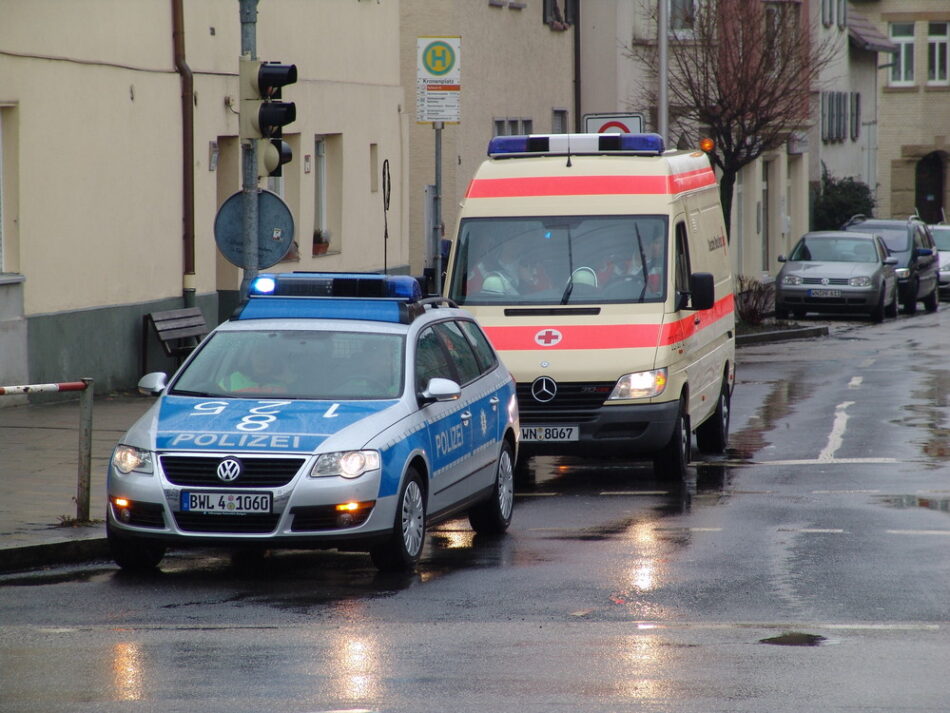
[
  {"x1": 216, "y1": 457, "x2": 243, "y2": 482},
  {"x1": 531, "y1": 376, "x2": 558, "y2": 403},
  {"x1": 821, "y1": 277, "x2": 830, "y2": 285}
]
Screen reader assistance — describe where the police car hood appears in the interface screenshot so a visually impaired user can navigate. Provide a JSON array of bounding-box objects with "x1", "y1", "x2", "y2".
[{"x1": 126, "y1": 395, "x2": 408, "y2": 454}]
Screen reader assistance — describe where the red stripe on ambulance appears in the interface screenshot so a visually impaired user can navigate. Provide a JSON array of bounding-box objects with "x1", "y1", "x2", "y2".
[
  {"x1": 465, "y1": 169, "x2": 716, "y2": 199},
  {"x1": 482, "y1": 294, "x2": 734, "y2": 351}
]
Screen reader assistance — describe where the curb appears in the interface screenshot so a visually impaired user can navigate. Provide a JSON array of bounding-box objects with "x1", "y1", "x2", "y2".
[
  {"x1": 736, "y1": 325, "x2": 829, "y2": 346},
  {"x1": 0, "y1": 536, "x2": 109, "y2": 574}
]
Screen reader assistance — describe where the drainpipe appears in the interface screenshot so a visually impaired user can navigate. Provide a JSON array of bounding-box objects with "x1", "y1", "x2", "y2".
[
  {"x1": 172, "y1": 0, "x2": 196, "y2": 308},
  {"x1": 573, "y1": 2, "x2": 582, "y2": 132}
]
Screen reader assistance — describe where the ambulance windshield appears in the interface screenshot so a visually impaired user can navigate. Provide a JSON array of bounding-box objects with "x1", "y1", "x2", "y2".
[
  {"x1": 448, "y1": 216, "x2": 668, "y2": 306},
  {"x1": 171, "y1": 329, "x2": 405, "y2": 400}
]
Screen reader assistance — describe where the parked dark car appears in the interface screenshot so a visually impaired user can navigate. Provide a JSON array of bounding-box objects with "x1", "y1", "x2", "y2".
[
  {"x1": 841, "y1": 215, "x2": 939, "y2": 314},
  {"x1": 930, "y1": 223, "x2": 950, "y2": 298},
  {"x1": 776, "y1": 230, "x2": 898, "y2": 322}
]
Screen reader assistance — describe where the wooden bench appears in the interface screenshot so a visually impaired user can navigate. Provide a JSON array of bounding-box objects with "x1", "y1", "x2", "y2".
[{"x1": 142, "y1": 307, "x2": 209, "y2": 374}]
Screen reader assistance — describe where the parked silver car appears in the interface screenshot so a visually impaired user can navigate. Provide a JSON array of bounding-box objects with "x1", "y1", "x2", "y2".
[
  {"x1": 930, "y1": 224, "x2": 950, "y2": 298},
  {"x1": 775, "y1": 231, "x2": 898, "y2": 322}
]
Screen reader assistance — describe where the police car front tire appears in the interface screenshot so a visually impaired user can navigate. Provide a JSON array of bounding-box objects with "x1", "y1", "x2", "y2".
[
  {"x1": 468, "y1": 440, "x2": 515, "y2": 535},
  {"x1": 107, "y1": 523, "x2": 166, "y2": 571},
  {"x1": 370, "y1": 468, "x2": 426, "y2": 572}
]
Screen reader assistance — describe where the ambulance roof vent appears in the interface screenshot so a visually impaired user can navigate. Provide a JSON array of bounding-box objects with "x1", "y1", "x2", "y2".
[{"x1": 487, "y1": 133, "x2": 666, "y2": 158}]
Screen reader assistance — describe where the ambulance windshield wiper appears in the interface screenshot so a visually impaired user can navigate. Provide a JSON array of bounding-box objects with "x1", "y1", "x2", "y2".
[
  {"x1": 634, "y1": 223, "x2": 649, "y2": 303},
  {"x1": 560, "y1": 223, "x2": 575, "y2": 304},
  {"x1": 559, "y1": 279, "x2": 574, "y2": 305}
]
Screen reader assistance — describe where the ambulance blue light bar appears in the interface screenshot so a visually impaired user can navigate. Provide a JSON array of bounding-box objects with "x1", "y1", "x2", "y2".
[
  {"x1": 239, "y1": 273, "x2": 425, "y2": 323},
  {"x1": 487, "y1": 133, "x2": 666, "y2": 157}
]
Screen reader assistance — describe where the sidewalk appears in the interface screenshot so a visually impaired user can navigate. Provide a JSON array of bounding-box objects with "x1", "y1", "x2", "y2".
[{"x1": 0, "y1": 392, "x2": 152, "y2": 572}]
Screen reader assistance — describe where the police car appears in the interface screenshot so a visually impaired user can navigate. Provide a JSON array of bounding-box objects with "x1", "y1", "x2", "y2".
[{"x1": 107, "y1": 273, "x2": 519, "y2": 572}]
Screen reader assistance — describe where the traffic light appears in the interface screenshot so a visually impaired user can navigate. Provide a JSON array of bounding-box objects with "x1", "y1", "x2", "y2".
[{"x1": 239, "y1": 57, "x2": 297, "y2": 177}]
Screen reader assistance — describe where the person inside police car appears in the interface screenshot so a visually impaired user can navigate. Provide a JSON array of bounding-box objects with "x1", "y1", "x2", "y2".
[{"x1": 218, "y1": 347, "x2": 292, "y2": 394}]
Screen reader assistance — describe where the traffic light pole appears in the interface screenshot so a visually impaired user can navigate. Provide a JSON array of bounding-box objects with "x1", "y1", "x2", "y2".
[{"x1": 239, "y1": 0, "x2": 259, "y2": 299}]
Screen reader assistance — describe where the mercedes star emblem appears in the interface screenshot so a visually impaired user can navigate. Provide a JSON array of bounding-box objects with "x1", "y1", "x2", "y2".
[{"x1": 531, "y1": 376, "x2": 558, "y2": 403}]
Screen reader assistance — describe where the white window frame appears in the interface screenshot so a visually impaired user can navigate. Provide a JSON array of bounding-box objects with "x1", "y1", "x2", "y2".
[
  {"x1": 836, "y1": 0, "x2": 846, "y2": 30},
  {"x1": 821, "y1": 0, "x2": 833, "y2": 28},
  {"x1": 928, "y1": 22, "x2": 950, "y2": 86},
  {"x1": 669, "y1": 0, "x2": 698, "y2": 39},
  {"x1": 890, "y1": 22, "x2": 916, "y2": 87}
]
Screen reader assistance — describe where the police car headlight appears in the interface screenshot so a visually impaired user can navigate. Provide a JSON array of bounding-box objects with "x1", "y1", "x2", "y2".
[
  {"x1": 112, "y1": 445, "x2": 153, "y2": 475},
  {"x1": 608, "y1": 368, "x2": 668, "y2": 400},
  {"x1": 310, "y1": 450, "x2": 381, "y2": 479}
]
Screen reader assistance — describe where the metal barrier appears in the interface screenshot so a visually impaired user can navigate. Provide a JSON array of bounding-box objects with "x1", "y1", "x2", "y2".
[{"x1": 0, "y1": 378, "x2": 95, "y2": 522}]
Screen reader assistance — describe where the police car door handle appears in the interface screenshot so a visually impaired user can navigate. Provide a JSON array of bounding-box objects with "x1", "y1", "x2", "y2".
[
  {"x1": 461, "y1": 410, "x2": 473, "y2": 424},
  {"x1": 489, "y1": 396, "x2": 500, "y2": 411}
]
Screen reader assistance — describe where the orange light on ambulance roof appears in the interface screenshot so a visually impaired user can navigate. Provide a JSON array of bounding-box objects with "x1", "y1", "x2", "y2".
[{"x1": 699, "y1": 137, "x2": 715, "y2": 153}]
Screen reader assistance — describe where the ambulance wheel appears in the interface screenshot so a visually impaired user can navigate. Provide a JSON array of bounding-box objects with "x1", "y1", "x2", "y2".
[
  {"x1": 107, "y1": 523, "x2": 165, "y2": 571},
  {"x1": 695, "y1": 377, "x2": 730, "y2": 454},
  {"x1": 468, "y1": 440, "x2": 515, "y2": 535},
  {"x1": 653, "y1": 397, "x2": 690, "y2": 484},
  {"x1": 371, "y1": 468, "x2": 426, "y2": 572}
]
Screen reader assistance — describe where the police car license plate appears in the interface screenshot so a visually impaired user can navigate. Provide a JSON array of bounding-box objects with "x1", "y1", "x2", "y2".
[
  {"x1": 521, "y1": 425, "x2": 579, "y2": 442},
  {"x1": 180, "y1": 491, "x2": 272, "y2": 514},
  {"x1": 808, "y1": 288, "x2": 841, "y2": 297}
]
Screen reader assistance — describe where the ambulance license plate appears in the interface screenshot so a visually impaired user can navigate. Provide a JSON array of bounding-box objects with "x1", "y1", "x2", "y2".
[
  {"x1": 181, "y1": 491, "x2": 272, "y2": 514},
  {"x1": 521, "y1": 425, "x2": 579, "y2": 442},
  {"x1": 808, "y1": 288, "x2": 841, "y2": 298}
]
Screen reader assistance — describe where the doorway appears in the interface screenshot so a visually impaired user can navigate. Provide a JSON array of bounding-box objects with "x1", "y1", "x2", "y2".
[{"x1": 915, "y1": 152, "x2": 945, "y2": 224}]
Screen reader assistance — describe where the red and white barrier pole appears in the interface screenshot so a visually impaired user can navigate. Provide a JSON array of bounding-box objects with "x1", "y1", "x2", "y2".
[{"x1": 0, "y1": 378, "x2": 95, "y2": 522}]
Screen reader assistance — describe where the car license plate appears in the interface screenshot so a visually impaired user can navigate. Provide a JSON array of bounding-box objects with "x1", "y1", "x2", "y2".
[
  {"x1": 808, "y1": 288, "x2": 841, "y2": 298},
  {"x1": 180, "y1": 491, "x2": 272, "y2": 514},
  {"x1": 521, "y1": 425, "x2": 579, "y2": 442}
]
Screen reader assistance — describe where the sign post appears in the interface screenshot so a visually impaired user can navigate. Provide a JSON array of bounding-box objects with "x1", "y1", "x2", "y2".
[{"x1": 417, "y1": 36, "x2": 460, "y2": 291}]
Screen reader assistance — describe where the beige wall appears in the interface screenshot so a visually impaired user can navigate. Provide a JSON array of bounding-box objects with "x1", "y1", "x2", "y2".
[
  {"x1": 864, "y1": 1, "x2": 950, "y2": 220},
  {"x1": 0, "y1": 0, "x2": 408, "y2": 316},
  {"x1": 400, "y1": 0, "x2": 575, "y2": 274}
]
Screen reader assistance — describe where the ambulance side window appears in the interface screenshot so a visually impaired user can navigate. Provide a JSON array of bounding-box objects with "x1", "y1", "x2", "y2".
[
  {"x1": 674, "y1": 221, "x2": 691, "y2": 294},
  {"x1": 415, "y1": 327, "x2": 455, "y2": 392},
  {"x1": 434, "y1": 321, "x2": 483, "y2": 385}
]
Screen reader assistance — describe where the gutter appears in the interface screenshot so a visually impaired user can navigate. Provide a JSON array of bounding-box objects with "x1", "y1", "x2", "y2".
[{"x1": 172, "y1": 0, "x2": 196, "y2": 308}]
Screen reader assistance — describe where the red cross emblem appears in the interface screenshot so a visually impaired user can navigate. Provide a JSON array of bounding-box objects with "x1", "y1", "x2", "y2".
[{"x1": 534, "y1": 329, "x2": 563, "y2": 346}]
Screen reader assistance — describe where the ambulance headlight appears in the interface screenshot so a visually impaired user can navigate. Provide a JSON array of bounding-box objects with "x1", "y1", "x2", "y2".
[
  {"x1": 608, "y1": 368, "x2": 668, "y2": 400},
  {"x1": 112, "y1": 445, "x2": 154, "y2": 475},
  {"x1": 310, "y1": 450, "x2": 381, "y2": 479}
]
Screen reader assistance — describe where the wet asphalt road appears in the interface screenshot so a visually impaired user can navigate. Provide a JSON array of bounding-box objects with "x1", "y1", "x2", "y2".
[{"x1": 2, "y1": 311, "x2": 950, "y2": 712}]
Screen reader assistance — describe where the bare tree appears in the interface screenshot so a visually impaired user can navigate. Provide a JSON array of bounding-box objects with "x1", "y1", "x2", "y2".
[{"x1": 627, "y1": 0, "x2": 838, "y2": 236}]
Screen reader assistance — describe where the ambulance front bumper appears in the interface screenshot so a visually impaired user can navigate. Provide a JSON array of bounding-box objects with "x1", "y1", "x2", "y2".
[{"x1": 518, "y1": 399, "x2": 680, "y2": 457}]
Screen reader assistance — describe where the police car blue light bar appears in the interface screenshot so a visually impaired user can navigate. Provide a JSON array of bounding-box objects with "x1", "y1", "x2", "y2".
[
  {"x1": 487, "y1": 133, "x2": 666, "y2": 158},
  {"x1": 240, "y1": 273, "x2": 425, "y2": 324},
  {"x1": 248, "y1": 273, "x2": 422, "y2": 301}
]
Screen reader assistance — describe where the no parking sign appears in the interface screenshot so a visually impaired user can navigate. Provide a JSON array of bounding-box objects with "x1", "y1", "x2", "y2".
[{"x1": 583, "y1": 113, "x2": 644, "y2": 134}]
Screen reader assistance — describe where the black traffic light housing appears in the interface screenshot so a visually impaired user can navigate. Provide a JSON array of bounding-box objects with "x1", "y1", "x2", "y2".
[{"x1": 240, "y1": 58, "x2": 297, "y2": 177}]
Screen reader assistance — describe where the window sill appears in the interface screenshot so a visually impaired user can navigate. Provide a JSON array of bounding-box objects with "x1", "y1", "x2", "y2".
[
  {"x1": 924, "y1": 84, "x2": 950, "y2": 92},
  {"x1": 883, "y1": 85, "x2": 918, "y2": 93}
]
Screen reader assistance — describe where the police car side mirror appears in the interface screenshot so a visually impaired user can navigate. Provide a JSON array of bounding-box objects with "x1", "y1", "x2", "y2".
[
  {"x1": 138, "y1": 372, "x2": 167, "y2": 397},
  {"x1": 687, "y1": 272, "x2": 715, "y2": 311},
  {"x1": 420, "y1": 377, "x2": 461, "y2": 404}
]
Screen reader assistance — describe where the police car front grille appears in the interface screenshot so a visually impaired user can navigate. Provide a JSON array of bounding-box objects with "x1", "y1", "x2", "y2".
[
  {"x1": 160, "y1": 456, "x2": 305, "y2": 487},
  {"x1": 516, "y1": 381, "x2": 612, "y2": 423},
  {"x1": 173, "y1": 512, "x2": 280, "y2": 534}
]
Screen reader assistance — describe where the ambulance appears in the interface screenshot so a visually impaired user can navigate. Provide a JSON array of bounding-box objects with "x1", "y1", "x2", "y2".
[{"x1": 443, "y1": 133, "x2": 734, "y2": 482}]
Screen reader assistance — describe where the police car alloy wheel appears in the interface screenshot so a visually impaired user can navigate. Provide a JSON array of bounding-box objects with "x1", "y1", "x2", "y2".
[
  {"x1": 371, "y1": 468, "x2": 426, "y2": 572},
  {"x1": 468, "y1": 440, "x2": 514, "y2": 534}
]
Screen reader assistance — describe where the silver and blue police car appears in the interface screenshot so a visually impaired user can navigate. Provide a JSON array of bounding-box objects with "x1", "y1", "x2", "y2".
[{"x1": 107, "y1": 273, "x2": 519, "y2": 572}]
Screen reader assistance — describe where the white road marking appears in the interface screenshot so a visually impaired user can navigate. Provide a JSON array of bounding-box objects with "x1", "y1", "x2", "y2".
[
  {"x1": 848, "y1": 376, "x2": 863, "y2": 389},
  {"x1": 819, "y1": 400, "x2": 854, "y2": 461},
  {"x1": 886, "y1": 529, "x2": 950, "y2": 536}
]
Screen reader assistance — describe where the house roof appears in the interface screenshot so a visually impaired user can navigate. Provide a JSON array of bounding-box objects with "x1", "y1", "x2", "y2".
[{"x1": 848, "y1": 10, "x2": 896, "y2": 54}]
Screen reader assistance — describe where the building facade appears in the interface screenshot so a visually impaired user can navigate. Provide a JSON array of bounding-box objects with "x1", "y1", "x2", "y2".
[
  {"x1": 855, "y1": 0, "x2": 950, "y2": 223},
  {"x1": 0, "y1": 0, "x2": 408, "y2": 393}
]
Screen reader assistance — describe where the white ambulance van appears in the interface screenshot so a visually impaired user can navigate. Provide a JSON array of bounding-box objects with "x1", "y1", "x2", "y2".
[{"x1": 444, "y1": 133, "x2": 734, "y2": 483}]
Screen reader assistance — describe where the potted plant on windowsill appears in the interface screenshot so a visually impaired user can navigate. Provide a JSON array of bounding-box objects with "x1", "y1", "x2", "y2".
[{"x1": 312, "y1": 229, "x2": 331, "y2": 256}]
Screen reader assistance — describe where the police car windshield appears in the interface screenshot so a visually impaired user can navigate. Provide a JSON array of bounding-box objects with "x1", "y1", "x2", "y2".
[
  {"x1": 171, "y1": 329, "x2": 405, "y2": 400},
  {"x1": 449, "y1": 215, "x2": 668, "y2": 305}
]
